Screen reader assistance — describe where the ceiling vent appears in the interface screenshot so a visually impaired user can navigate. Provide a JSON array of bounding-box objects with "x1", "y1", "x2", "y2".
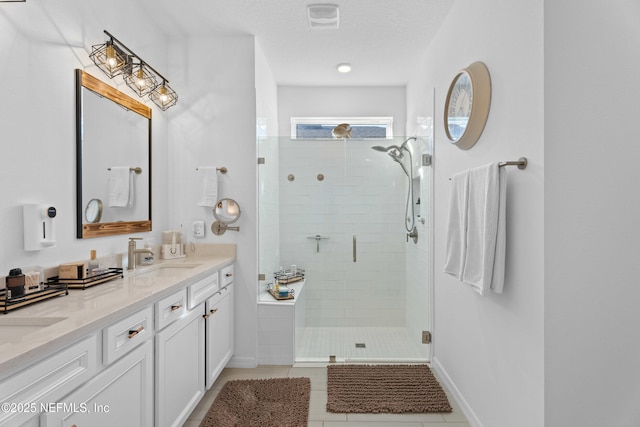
[{"x1": 307, "y1": 4, "x2": 339, "y2": 29}]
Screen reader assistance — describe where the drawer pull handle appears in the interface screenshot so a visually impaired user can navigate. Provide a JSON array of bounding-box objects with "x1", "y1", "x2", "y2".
[
  {"x1": 225, "y1": 273, "x2": 233, "y2": 277},
  {"x1": 203, "y1": 309, "x2": 218, "y2": 319},
  {"x1": 170, "y1": 304, "x2": 183, "y2": 311},
  {"x1": 128, "y1": 325, "x2": 144, "y2": 339}
]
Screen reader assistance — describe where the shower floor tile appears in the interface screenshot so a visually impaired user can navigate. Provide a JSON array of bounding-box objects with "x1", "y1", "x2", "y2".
[{"x1": 296, "y1": 326, "x2": 427, "y2": 362}]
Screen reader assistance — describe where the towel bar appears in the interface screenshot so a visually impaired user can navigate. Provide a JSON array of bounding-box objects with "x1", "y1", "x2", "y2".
[
  {"x1": 195, "y1": 167, "x2": 227, "y2": 174},
  {"x1": 498, "y1": 157, "x2": 527, "y2": 170},
  {"x1": 107, "y1": 167, "x2": 142, "y2": 174},
  {"x1": 448, "y1": 157, "x2": 527, "y2": 180}
]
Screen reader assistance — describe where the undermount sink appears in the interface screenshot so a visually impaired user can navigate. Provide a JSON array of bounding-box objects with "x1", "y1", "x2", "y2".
[
  {"x1": 0, "y1": 316, "x2": 68, "y2": 343},
  {"x1": 131, "y1": 263, "x2": 202, "y2": 279}
]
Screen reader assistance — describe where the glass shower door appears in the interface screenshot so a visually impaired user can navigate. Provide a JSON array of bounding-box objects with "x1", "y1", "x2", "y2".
[{"x1": 342, "y1": 137, "x2": 429, "y2": 361}]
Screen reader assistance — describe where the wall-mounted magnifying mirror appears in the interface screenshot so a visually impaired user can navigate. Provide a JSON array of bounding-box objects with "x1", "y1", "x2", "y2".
[
  {"x1": 213, "y1": 198, "x2": 241, "y2": 224},
  {"x1": 211, "y1": 198, "x2": 241, "y2": 235},
  {"x1": 85, "y1": 198, "x2": 103, "y2": 223}
]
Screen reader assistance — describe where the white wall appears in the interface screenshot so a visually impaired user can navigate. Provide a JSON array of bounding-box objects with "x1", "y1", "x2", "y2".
[
  {"x1": 0, "y1": 1, "x2": 170, "y2": 276},
  {"x1": 545, "y1": 1, "x2": 640, "y2": 425},
  {"x1": 166, "y1": 34, "x2": 258, "y2": 368},
  {"x1": 406, "y1": 0, "x2": 544, "y2": 426}
]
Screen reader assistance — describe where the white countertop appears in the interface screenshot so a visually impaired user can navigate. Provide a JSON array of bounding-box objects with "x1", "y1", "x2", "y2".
[{"x1": 0, "y1": 244, "x2": 236, "y2": 380}]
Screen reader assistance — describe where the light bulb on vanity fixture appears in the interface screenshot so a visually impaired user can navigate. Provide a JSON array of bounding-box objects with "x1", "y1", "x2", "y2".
[
  {"x1": 150, "y1": 80, "x2": 178, "y2": 111},
  {"x1": 89, "y1": 39, "x2": 128, "y2": 78},
  {"x1": 124, "y1": 62, "x2": 158, "y2": 97}
]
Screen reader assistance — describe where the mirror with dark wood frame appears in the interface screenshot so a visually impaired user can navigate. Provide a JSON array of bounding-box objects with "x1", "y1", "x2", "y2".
[{"x1": 76, "y1": 69, "x2": 152, "y2": 238}]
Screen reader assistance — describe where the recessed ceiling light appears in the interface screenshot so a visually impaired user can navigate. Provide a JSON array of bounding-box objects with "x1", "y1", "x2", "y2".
[{"x1": 336, "y1": 63, "x2": 352, "y2": 73}]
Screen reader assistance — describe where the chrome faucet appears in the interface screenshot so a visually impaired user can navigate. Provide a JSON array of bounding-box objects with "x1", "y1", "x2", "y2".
[{"x1": 127, "y1": 237, "x2": 154, "y2": 271}]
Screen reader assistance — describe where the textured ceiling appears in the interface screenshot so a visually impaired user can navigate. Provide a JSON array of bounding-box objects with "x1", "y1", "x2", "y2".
[
  {"x1": 139, "y1": 0, "x2": 454, "y2": 86},
  {"x1": 1, "y1": 0, "x2": 453, "y2": 86}
]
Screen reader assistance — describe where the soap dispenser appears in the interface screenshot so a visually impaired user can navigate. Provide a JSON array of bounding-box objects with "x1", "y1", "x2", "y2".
[{"x1": 23, "y1": 204, "x2": 57, "y2": 251}]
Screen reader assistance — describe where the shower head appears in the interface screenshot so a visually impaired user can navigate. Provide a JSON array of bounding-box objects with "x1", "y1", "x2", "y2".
[{"x1": 388, "y1": 147, "x2": 404, "y2": 161}]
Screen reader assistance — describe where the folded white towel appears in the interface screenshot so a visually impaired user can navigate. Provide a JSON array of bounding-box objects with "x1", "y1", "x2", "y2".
[
  {"x1": 197, "y1": 167, "x2": 218, "y2": 207},
  {"x1": 461, "y1": 162, "x2": 505, "y2": 295},
  {"x1": 108, "y1": 167, "x2": 133, "y2": 207},
  {"x1": 444, "y1": 170, "x2": 470, "y2": 280}
]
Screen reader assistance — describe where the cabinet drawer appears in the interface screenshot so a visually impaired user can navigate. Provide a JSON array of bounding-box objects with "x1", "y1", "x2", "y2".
[
  {"x1": 221, "y1": 264, "x2": 234, "y2": 287},
  {"x1": 188, "y1": 272, "x2": 219, "y2": 310},
  {"x1": 103, "y1": 306, "x2": 153, "y2": 365},
  {"x1": 155, "y1": 288, "x2": 187, "y2": 331},
  {"x1": 0, "y1": 335, "x2": 98, "y2": 426}
]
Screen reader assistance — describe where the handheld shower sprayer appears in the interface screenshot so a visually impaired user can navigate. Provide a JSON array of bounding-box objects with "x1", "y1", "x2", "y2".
[{"x1": 370, "y1": 137, "x2": 419, "y2": 238}]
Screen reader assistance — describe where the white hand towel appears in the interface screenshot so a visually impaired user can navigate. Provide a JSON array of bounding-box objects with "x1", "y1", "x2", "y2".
[
  {"x1": 490, "y1": 167, "x2": 507, "y2": 293},
  {"x1": 444, "y1": 170, "x2": 470, "y2": 280},
  {"x1": 108, "y1": 167, "x2": 133, "y2": 207},
  {"x1": 197, "y1": 167, "x2": 218, "y2": 207},
  {"x1": 461, "y1": 162, "x2": 504, "y2": 295}
]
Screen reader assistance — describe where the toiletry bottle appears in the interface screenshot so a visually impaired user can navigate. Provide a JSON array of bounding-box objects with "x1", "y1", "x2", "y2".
[
  {"x1": 6, "y1": 268, "x2": 25, "y2": 299},
  {"x1": 88, "y1": 250, "x2": 99, "y2": 276}
]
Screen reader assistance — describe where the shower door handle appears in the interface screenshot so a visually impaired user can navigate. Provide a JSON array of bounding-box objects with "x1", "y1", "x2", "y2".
[{"x1": 353, "y1": 235, "x2": 356, "y2": 263}]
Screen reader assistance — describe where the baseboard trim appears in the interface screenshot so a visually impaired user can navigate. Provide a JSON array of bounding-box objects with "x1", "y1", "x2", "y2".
[
  {"x1": 432, "y1": 356, "x2": 483, "y2": 427},
  {"x1": 226, "y1": 355, "x2": 257, "y2": 369}
]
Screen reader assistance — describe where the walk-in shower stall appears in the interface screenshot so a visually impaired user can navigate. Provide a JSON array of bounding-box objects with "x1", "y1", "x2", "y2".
[{"x1": 258, "y1": 133, "x2": 432, "y2": 363}]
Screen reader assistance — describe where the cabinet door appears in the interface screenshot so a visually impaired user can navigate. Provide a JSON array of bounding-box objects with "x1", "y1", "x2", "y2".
[
  {"x1": 155, "y1": 305, "x2": 205, "y2": 427},
  {"x1": 41, "y1": 340, "x2": 153, "y2": 427},
  {"x1": 205, "y1": 283, "x2": 234, "y2": 389}
]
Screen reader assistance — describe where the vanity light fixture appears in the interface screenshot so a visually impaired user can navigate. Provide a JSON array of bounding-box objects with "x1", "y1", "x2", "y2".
[
  {"x1": 150, "y1": 79, "x2": 178, "y2": 111},
  {"x1": 89, "y1": 30, "x2": 178, "y2": 110}
]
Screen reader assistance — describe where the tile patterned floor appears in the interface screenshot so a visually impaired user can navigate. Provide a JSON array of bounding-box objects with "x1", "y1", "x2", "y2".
[
  {"x1": 183, "y1": 365, "x2": 470, "y2": 427},
  {"x1": 297, "y1": 327, "x2": 428, "y2": 362}
]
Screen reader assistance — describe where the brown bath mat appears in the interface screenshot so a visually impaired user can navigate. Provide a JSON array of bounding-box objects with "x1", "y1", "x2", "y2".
[
  {"x1": 327, "y1": 364, "x2": 452, "y2": 413},
  {"x1": 199, "y1": 377, "x2": 310, "y2": 427}
]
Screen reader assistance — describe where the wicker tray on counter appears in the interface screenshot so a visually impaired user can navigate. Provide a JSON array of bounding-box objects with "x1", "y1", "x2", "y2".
[{"x1": 0, "y1": 283, "x2": 68, "y2": 314}]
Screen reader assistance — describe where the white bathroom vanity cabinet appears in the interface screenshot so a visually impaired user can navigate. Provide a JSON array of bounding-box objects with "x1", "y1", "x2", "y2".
[{"x1": 0, "y1": 246, "x2": 235, "y2": 427}]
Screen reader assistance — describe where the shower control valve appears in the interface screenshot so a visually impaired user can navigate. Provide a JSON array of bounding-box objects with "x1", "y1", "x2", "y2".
[{"x1": 406, "y1": 227, "x2": 418, "y2": 244}]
